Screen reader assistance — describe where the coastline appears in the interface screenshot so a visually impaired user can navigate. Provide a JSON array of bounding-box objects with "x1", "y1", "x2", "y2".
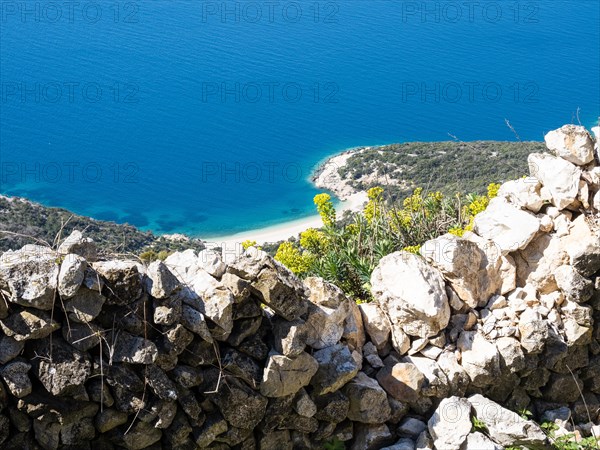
[
  {"x1": 206, "y1": 191, "x2": 367, "y2": 251},
  {"x1": 199, "y1": 146, "x2": 372, "y2": 253},
  {"x1": 310, "y1": 147, "x2": 371, "y2": 201}
]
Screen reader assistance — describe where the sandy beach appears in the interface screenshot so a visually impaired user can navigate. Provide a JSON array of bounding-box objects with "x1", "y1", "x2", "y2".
[
  {"x1": 206, "y1": 191, "x2": 367, "y2": 260},
  {"x1": 198, "y1": 147, "x2": 370, "y2": 260}
]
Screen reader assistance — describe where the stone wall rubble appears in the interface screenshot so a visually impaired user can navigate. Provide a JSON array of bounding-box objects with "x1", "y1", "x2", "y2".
[{"x1": 0, "y1": 124, "x2": 599, "y2": 449}]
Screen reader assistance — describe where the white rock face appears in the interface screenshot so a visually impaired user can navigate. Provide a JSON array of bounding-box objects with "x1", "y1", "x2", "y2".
[
  {"x1": 513, "y1": 233, "x2": 569, "y2": 294},
  {"x1": 0, "y1": 245, "x2": 59, "y2": 310},
  {"x1": 562, "y1": 214, "x2": 600, "y2": 276},
  {"x1": 145, "y1": 261, "x2": 180, "y2": 299},
  {"x1": 421, "y1": 234, "x2": 501, "y2": 308},
  {"x1": 528, "y1": 153, "x2": 581, "y2": 210},
  {"x1": 260, "y1": 351, "x2": 318, "y2": 397},
  {"x1": 544, "y1": 124, "x2": 595, "y2": 166},
  {"x1": 57, "y1": 230, "x2": 97, "y2": 261},
  {"x1": 473, "y1": 198, "x2": 540, "y2": 255},
  {"x1": 58, "y1": 254, "x2": 86, "y2": 299},
  {"x1": 197, "y1": 249, "x2": 227, "y2": 279},
  {"x1": 304, "y1": 277, "x2": 347, "y2": 309},
  {"x1": 457, "y1": 331, "x2": 500, "y2": 387},
  {"x1": 428, "y1": 396, "x2": 472, "y2": 450},
  {"x1": 437, "y1": 351, "x2": 470, "y2": 397},
  {"x1": 404, "y1": 355, "x2": 449, "y2": 398},
  {"x1": 495, "y1": 336, "x2": 525, "y2": 373},
  {"x1": 359, "y1": 303, "x2": 392, "y2": 350},
  {"x1": 460, "y1": 432, "x2": 502, "y2": 450},
  {"x1": 304, "y1": 300, "x2": 351, "y2": 349},
  {"x1": 497, "y1": 177, "x2": 545, "y2": 213},
  {"x1": 468, "y1": 394, "x2": 548, "y2": 448},
  {"x1": 371, "y1": 252, "x2": 450, "y2": 339}
]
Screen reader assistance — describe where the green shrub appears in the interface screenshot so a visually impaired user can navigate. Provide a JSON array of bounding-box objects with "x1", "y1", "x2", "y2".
[{"x1": 274, "y1": 184, "x2": 499, "y2": 301}]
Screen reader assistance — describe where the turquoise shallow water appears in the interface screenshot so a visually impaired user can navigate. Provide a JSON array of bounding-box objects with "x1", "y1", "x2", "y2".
[{"x1": 0, "y1": 0, "x2": 599, "y2": 236}]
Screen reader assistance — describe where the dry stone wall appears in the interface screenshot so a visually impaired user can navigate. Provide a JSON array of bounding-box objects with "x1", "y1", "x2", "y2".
[{"x1": 0, "y1": 124, "x2": 599, "y2": 449}]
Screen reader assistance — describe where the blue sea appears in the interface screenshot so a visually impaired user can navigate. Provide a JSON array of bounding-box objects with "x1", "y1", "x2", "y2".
[{"x1": 1, "y1": 0, "x2": 599, "y2": 237}]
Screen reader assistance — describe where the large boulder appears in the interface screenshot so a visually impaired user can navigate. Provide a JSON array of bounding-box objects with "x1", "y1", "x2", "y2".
[
  {"x1": 519, "y1": 318, "x2": 549, "y2": 354},
  {"x1": 513, "y1": 233, "x2": 569, "y2": 294},
  {"x1": 212, "y1": 379, "x2": 268, "y2": 430},
  {"x1": 57, "y1": 254, "x2": 86, "y2": 299},
  {"x1": 528, "y1": 153, "x2": 581, "y2": 210},
  {"x1": 197, "y1": 249, "x2": 227, "y2": 278},
  {"x1": 495, "y1": 336, "x2": 526, "y2": 373},
  {"x1": 30, "y1": 337, "x2": 91, "y2": 396},
  {"x1": 437, "y1": 351, "x2": 470, "y2": 397},
  {"x1": 64, "y1": 287, "x2": 106, "y2": 323},
  {"x1": 421, "y1": 234, "x2": 501, "y2": 308},
  {"x1": 272, "y1": 317, "x2": 307, "y2": 357},
  {"x1": 164, "y1": 249, "x2": 202, "y2": 284},
  {"x1": 554, "y1": 265, "x2": 594, "y2": 303},
  {"x1": 0, "y1": 245, "x2": 59, "y2": 310},
  {"x1": 562, "y1": 214, "x2": 600, "y2": 276},
  {"x1": 145, "y1": 261, "x2": 180, "y2": 299},
  {"x1": 304, "y1": 276, "x2": 347, "y2": 309},
  {"x1": 496, "y1": 177, "x2": 546, "y2": 213},
  {"x1": 311, "y1": 343, "x2": 360, "y2": 395},
  {"x1": 109, "y1": 331, "x2": 158, "y2": 365},
  {"x1": 343, "y1": 372, "x2": 391, "y2": 423},
  {"x1": 544, "y1": 124, "x2": 596, "y2": 166},
  {"x1": 0, "y1": 309, "x2": 60, "y2": 341},
  {"x1": 359, "y1": 303, "x2": 392, "y2": 350},
  {"x1": 0, "y1": 360, "x2": 32, "y2": 398},
  {"x1": 304, "y1": 299, "x2": 351, "y2": 350},
  {"x1": 351, "y1": 423, "x2": 393, "y2": 450},
  {"x1": 457, "y1": 331, "x2": 501, "y2": 387},
  {"x1": 468, "y1": 394, "x2": 549, "y2": 449},
  {"x1": 473, "y1": 198, "x2": 540, "y2": 255},
  {"x1": 253, "y1": 262, "x2": 308, "y2": 321},
  {"x1": 404, "y1": 355, "x2": 449, "y2": 398},
  {"x1": 376, "y1": 355, "x2": 425, "y2": 404},
  {"x1": 0, "y1": 335, "x2": 24, "y2": 364},
  {"x1": 371, "y1": 252, "x2": 450, "y2": 339},
  {"x1": 344, "y1": 299, "x2": 366, "y2": 352},
  {"x1": 93, "y1": 260, "x2": 143, "y2": 305},
  {"x1": 183, "y1": 269, "x2": 234, "y2": 340},
  {"x1": 260, "y1": 351, "x2": 318, "y2": 398},
  {"x1": 428, "y1": 396, "x2": 472, "y2": 449},
  {"x1": 463, "y1": 232, "x2": 516, "y2": 295},
  {"x1": 227, "y1": 249, "x2": 309, "y2": 321},
  {"x1": 57, "y1": 230, "x2": 97, "y2": 261}
]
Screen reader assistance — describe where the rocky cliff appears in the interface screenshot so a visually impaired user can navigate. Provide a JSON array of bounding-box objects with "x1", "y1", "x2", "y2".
[{"x1": 0, "y1": 124, "x2": 599, "y2": 449}]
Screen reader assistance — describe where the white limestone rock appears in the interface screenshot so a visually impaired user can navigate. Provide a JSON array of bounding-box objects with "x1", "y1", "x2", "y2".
[
  {"x1": 428, "y1": 396, "x2": 472, "y2": 449},
  {"x1": 544, "y1": 124, "x2": 595, "y2": 166},
  {"x1": 473, "y1": 198, "x2": 540, "y2": 255},
  {"x1": 468, "y1": 394, "x2": 549, "y2": 448},
  {"x1": 528, "y1": 153, "x2": 581, "y2": 210},
  {"x1": 371, "y1": 252, "x2": 450, "y2": 339}
]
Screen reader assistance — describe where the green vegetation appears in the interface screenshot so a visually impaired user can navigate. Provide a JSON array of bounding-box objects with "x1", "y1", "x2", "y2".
[
  {"x1": 336, "y1": 141, "x2": 544, "y2": 202},
  {"x1": 274, "y1": 140, "x2": 537, "y2": 300},
  {"x1": 275, "y1": 184, "x2": 499, "y2": 301},
  {"x1": 539, "y1": 422, "x2": 600, "y2": 450},
  {"x1": 471, "y1": 416, "x2": 488, "y2": 433},
  {"x1": 0, "y1": 196, "x2": 206, "y2": 255},
  {"x1": 139, "y1": 249, "x2": 171, "y2": 263},
  {"x1": 323, "y1": 437, "x2": 345, "y2": 450}
]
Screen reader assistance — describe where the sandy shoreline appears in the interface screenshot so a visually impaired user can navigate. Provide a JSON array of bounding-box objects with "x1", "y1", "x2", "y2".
[
  {"x1": 205, "y1": 191, "x2": 367, "y2": 253},
  {"x1": 195, "y1": 147, "x2": 370, "y2": 255}
]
